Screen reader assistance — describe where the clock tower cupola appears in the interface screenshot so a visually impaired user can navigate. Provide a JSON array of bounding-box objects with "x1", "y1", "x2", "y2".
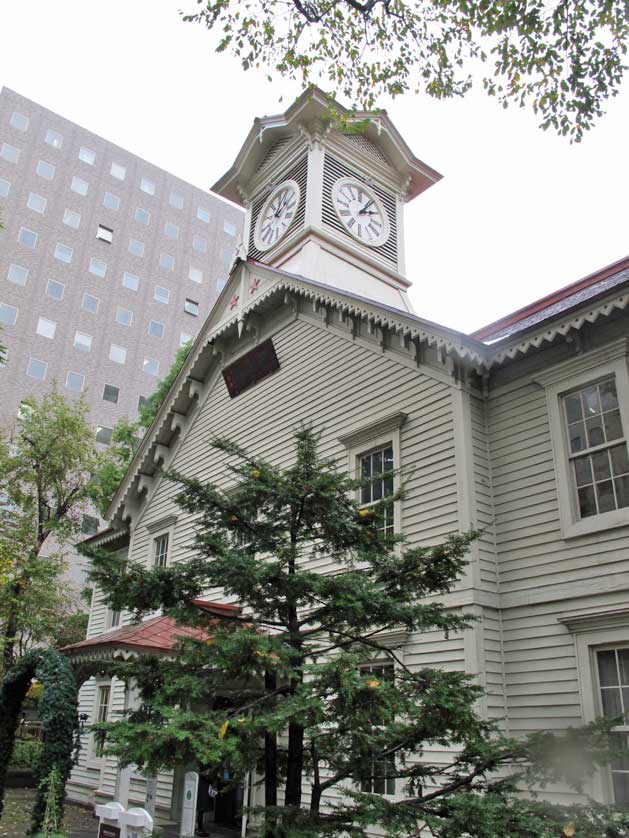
[{"x1": 212, "y1": 88, "x2": 441, "y2": 313}]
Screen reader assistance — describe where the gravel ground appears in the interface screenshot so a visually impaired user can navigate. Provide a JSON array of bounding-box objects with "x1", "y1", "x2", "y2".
[{"x1": 0, "y1": 787, "x2": 98, "y2": 838}]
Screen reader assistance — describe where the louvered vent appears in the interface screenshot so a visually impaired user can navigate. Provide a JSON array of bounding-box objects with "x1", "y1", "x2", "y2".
[
  {"x1": 258, "y1": 137, "x2": 293, "y2": 173},
  {"x1": 342, "y1": 135, "x2": 390, "y2": 165},
  {"x1": 322, "y1": 154, "x2": 398, "y2": 267},
  {"x1": 249, "y1": 155, "x2": 308, "y2": 262}
]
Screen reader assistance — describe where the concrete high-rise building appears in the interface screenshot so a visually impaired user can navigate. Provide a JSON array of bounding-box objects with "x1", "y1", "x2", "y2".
[{"x1": 0, "y1": 88, "x2": 243, "y2": 462}]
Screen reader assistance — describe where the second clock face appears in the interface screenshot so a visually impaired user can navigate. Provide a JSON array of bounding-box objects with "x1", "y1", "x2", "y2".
[
  {"x1": 254, "y1": 180, "x2": 301, "y2": 252},
  {"x1": 331, "y1": 177, "x2": 390, "y2": 247}
]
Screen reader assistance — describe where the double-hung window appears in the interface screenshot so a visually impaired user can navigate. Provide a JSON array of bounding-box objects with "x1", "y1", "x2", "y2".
[
  {"x1": 358, "y1": 662, "x2": 396, "y2": 795},
  {"x1": 153, "y1": 532, "x2": 169, "y2": 568},
  {"x1": 596, "y1": 647, "x2": 629, "y2": 804},
  {"x1": 93, "y1": 684, "x2": 111, "y2": 758},
  {"x1": 360, "y1": 445, "x2": 395, "y2": 536}
]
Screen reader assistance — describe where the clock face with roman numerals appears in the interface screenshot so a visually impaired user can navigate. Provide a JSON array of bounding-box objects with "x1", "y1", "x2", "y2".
[
  {"x1": 254, "y1": 179, "x2": 301, "y2": 252},
  {"x1": 331, "y1": 177, "x2": 390, "y2": 247}
]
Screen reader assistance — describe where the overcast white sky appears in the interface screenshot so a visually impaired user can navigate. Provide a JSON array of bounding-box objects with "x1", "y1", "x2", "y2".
[{"x1": 1, "y1": 0, "x2": 627, "y2": 332}]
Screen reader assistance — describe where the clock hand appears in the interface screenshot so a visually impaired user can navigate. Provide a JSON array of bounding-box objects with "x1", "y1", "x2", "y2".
[
  {"x1": 275, "y1": 196, "x2": 288, "y2": 217},
  {"x1": 359, "y1": 199, "x2": 375, "y2": 214}
]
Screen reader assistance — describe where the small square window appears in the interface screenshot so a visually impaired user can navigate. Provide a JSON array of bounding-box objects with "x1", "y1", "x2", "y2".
[
  {"x1": 103, "y1": 192, "x2": 120, "y2": 211},
  {"x1": 66, "y1": 371, "x2": 85, "y2": 393},
  {"x1": 74, "y1": 331, "x2": 92, "y2": 352},
  {"x1": 63, "y1": 209, "x2": 81, "y2": 229},
  {"x1": 7, "y1": 264, "x2": 29, "y2": 286},
  {"x1": 169, "y1": 191, "x2": 184, "y2": 209},
  {"x1": 18, "y1": 227, "x2": 37, "y2": 249},
  {"x1": 96, "y1": 225, "x2": 114, "y2": 244},
  {"x1": 164, "y1": 222, "x2": 179, "y2": 240},
  {"x1": 27, "y1": 357, "x2": 47, "y2": 380},
  {"x1": 111, "y1": 162, "x2": 126, "y2": 181},
  {"x1": 193, "y1": 235, "x2": 207, "y2": 253},
  {"x1": 179, "y1": 332, "x2": 192, "y2": 347},
  {"x1": 81, "y1": 514, "x2": 99, "y2": 535},
  {"x1": 0, "y1": 178, "x2": 10, "y2": 197},
  {"x1": 144, "y1": 357, "x2": 159, "y2": 376},
  {"x1": 36, "y1": 160, "x2": 55, "y2": 180},
  {"x1": 224, "y1": 220, "x2": 237, "y2": 236},
  {"x1": 109, "y1": 344, "x2": 127, "y2": 364},
  {"x1": 1, "y1": 144, "x2": 20, "y2": 164},
  {"x1": 82, "y1": 293, "x2": 100, "y2": 314},
  {"x1": 128, "y1": 238, "x2": 144, "y2": 257},
  {"x1": 89, "y1": 257, "x2": 107, "y2": 277},
  {"x1": 103, "y1": 384, "x2": 119, "y2": 404},
  {"x1": 184, "y1": 298, "x2": 199, "y2": 317},
  {"x1": 96, "y1": 426, "x2": 113, "y2": 445},
  {"x1": 154, "y1": 286, "x2": 170, "y2": 304},
  {"x1": 0, "y1": 303, "x2": 18, "y2": 326},
  {"x1": 122, "y1": 272, "x2": 140, "y2": 292},
  {"x1": 189, "y1": 267, "x2": 203, "y2": 284},
  {"x1": 55, "y1": 243, "x2": 73, "y2": 263},
  {"x1": 79, "y1": 146, "x2": 96, "y2": 165},
  {"x1": 46, "y1": 279, "x2": 65, "y2": 300},
  {"x1": 27, "y1": 192, "x2": 47, "y2": 214},
  {"x1": 197, "y1": 206, "x2": 210, "y2": 223},
  {"x1": 148, "y1": 320, "x2": 164, "y2": 338},
  {"x1": 140, "y1": 177, "x2": 156, "y2": 195},
  {"x1": 10, "y1": 112, "x2": 29, "y2": 132},
  {"x1": 135, "y1": 207, "x2": 150, "y2": 225},
  {"x1": 45, "y1": 128, "x2": 63, "y2": 149},
  {"x1": 37, "y1": 317, "x2": 56, "y2": 339},
  {"x1": 71, "y1": 176, "x2": 89, "y2": 196},
  {"x1": 159, "y1": 253, "x2": 174, "y2": 272},
  {"x1": 115, "y1": 306, "x2": 133, "y2": 327}
]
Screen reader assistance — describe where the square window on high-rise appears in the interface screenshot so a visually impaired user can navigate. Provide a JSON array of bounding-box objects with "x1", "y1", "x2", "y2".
[
  {"x1": 103, "y1": 384, "x2": 119, "y2": 404},
  {"x1": 74, "y1": 331, "x2": 92, "y2": 352},
  {"x1": 27, "y1": 192, "x2": 47, "y2": 214},
  {"x1": 122, "y1": 272, "x2": 140, "y2": 292},
  {"x1": 179, "y1": 332, "x2": 192, "y2": 347},
  {"x1": 0, "y1": 303, "x2": 18, "y2": 326},
  {"x1": 82, "y1": 514, "x2": 99, "y2": 535},
  {"x1": 71, "y1": 176, "x2": 89, "y2": 196},
  {"x1": 1, "y1": 143, "x2": 20, "y2": 164},
  {"x1": 36, "y1": 317, "x2": 56, "y2": 339},
  {"x1": 36, "y1": 160, "x2": 55, "y2": 179},
  {"x1": 7, "y1": 264, "x2": 29, "y2": 286},
  {"x1": 65, "y1": 371, "x2": 85, "y2": 393},
  {"x1": 140, "y1": 177, "x2": 156, "y2": 195},
  {"x1": 96, "y1": 225, "x2": 114, "y2": 244},
  {"x1": 10, "y1": 112, "x2": 29, "y2": 132},
  {"x1": 79, "y1": 146, "x2": 96, "y2": 165},
  {"x1": 45, "y1": 128, "x2": 63, "y2": 149},
  {"x1": 197, "y1": 206, "x2": 210, "y2": 223},
  {"x1": 18, "y1": 227, "x2": 37, "y2": 249},
  {"x1": 63, "y1": 209, "x2": 81, "y2": 229},
  {"x1": 135, "y1": 207, "x2": 150, "y2": 225},
  {"x1": 111, "y1": 162, "x2": 126, "y2": 181},
  {"x1": 96, "y1": 426, "x2": 113, "y2": 445},
  {"x1": 128, "y1": 238, "x2": 144, "y2": 257},
  {"x1": 159, "y1": 253, "x2": 174, "y2": 272},
  {"x1": 193, "y1": 235, "x2": 207, "y2": 253},
  {"x1": 143, "y1": 357, "x2": 159, "y2": 376},
  {"x1": 188, "y1": 266, "x2": 203, "y2": 284},
  {"x1": 89, "y1": 257, "x2": 107, "y2": 277},
  {"x1": 169, "y1": 191, "x2": 184, "y2": 209},
  {"x1": 148, "y1": 320, "x2": 164, "y2": 338},
  {"x1": 154, "y1": 286, "x2": 170, "y2": 304},
  {"x1": 46, "y1": 279, "x2": 65, "y2": 300},
  {"x1": 224, "y1": 220, "x2": 237, "y2": 236},
  {"x1": 55, "y1": 244, "x2": 73, "y2": 265},
  {"x1": 103, "y1": 192, "x2": 120, "y2": 211},
  {"x1": 26, "y1": 357, "x2": 47, "y2": 380},
  {"x1": 184, "y1": 298, "x2": 199, "y2": 317},
  {"x1": 115, "y1": 306, "x2": 133, "y2": 327},
  {"x1": 138, "y1": 395, "x2": 149, "y2": 412},
  {"x1": 0, "y1": 178, "x2": 10, "y2": 197},
  {"x1": 82, "y1": 293, "x2": 100, "y2": 314},
  {"x1": 109, "y1": 344, "x2": 127, "y2": 364},
  {"x1": 164, "y1": 222, "x2": 179, "y2": 240}
]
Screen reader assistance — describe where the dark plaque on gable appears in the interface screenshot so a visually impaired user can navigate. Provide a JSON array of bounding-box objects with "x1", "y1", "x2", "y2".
[
  {"x1": 98, "y1": 825, "x2": 121, "y2": 838},
  {"x1": 222, "y1": 338, "x2": 280, "y2": 398}
]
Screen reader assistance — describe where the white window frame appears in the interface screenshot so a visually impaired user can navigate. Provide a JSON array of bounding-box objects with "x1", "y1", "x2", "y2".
[
  {"x1": 542, "y1": 347, "x2": 629, "y2": 538},
  {"x1": 147, "y1": 517, "x2": 177, "y2": 569},
  {"x1": 357, "y1": 660, "x2": 398, "y2": 797},
  {"x1": 97, "y1": 224, "x2": 114, "y2": 243},
  {"x1": 89, "y1": 679, "x2": 112, "y2": 764}
]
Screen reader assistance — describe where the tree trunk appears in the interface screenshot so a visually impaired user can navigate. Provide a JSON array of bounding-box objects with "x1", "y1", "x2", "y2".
[
  {"x1": 284, "y1": 720, "x2": 304, "y2": 806},
  {"x1": 1, "y1": 581, "x2": 22, "y2": 675},
  {"x1": 263, "y1": 670, "x2": 278, "y2": 838}
]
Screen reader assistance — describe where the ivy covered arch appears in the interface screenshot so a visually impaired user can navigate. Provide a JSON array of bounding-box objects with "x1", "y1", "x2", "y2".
[{"x1": 0, "y1": 648, "x2": 79, "y2": 835}]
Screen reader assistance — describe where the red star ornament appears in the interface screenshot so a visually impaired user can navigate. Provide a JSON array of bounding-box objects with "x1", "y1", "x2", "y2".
[
  {"x1": 229, "y1": 293, "x2": 239, "y2": 310},
  {"x1": 249, "y1": 277, "x2": 261, "y2": 295}
]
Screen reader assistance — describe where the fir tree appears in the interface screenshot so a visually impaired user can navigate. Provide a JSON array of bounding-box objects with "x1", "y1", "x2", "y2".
[{"x1": 88, "y1": 428, "x2": 626, "y2": 837}]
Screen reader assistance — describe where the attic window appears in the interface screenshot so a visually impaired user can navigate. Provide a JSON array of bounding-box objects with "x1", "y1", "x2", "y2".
[{"x1": 222, "y1": 338, "x2": 279, "y2": 398}]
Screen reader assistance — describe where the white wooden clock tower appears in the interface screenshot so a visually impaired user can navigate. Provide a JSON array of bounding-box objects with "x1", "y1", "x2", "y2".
[{"x1": 212, "y1": 87, "x2": 442, "y2": 313}]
